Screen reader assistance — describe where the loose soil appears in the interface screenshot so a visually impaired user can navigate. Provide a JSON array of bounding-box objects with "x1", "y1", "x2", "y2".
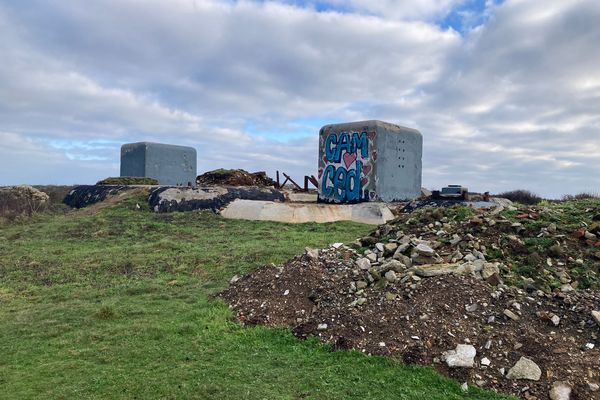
[{"x1": 222, "y1": 251, "x2": 600, "y2": 399}]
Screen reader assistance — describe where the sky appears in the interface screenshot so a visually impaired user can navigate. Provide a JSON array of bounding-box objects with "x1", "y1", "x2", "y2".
[{"x1": 1, "y1": 0, "x2": 599, "y2": 198}]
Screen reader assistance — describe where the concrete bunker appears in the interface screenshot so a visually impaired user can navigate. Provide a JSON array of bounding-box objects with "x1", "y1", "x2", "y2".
[
  {"x1": 318, "y1": 120, "x2": 422, "y2": 203},
  {"x1": 120, "y1": 142, "x2": 197, "y2": 186}
]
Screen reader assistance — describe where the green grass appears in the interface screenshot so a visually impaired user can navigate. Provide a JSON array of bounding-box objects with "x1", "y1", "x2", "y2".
[{"x1": 0, "y1": 196, "x2": 512, "y2": 399}]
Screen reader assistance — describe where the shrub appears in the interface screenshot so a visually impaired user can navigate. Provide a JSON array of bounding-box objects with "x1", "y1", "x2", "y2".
[
  {"x1": 33, "y1": 185, "x2": 77, "y2": 204},
  {"x1": 97, "y1": 177, "x2": 159, "y2": 185},
  {"x1": 497, "y1": 189, "x2": 542, "y2": 205},
  {"x1": 561, "y1": 192, "x2": 599, "y2": 201}
]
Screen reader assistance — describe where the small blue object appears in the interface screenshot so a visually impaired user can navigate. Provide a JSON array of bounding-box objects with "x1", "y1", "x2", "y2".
[{"x1": 120, "y1": 142, "x2": 197, "y2": 186}]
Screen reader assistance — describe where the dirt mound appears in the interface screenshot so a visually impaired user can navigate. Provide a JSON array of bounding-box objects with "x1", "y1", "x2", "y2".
[
  {"x1": 0, "y1": 185, "x2": 50, "y2": 219},
  {"x1": 222, "y1": 248, "x2": 600, "y2": 399},
  {"x1": 196, "y1": 169, "x2": 276, "y2": 187},
  {"x1": 222, "y1": 200, "x2": 600, "y2": 399}
]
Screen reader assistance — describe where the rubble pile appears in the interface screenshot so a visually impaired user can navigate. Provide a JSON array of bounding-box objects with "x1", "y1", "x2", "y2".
[
  {"x1": 196, "y1": 169, "x2": 276, "y2": 187},
  {"x1": 222, "y1": 200, "x2": 600, "y2": 399}
]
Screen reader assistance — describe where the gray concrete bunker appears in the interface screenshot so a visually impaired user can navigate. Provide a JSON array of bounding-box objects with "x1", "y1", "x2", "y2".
[
  {"x1": 120, "y1": 142, "x2": 197, "y2": 186},
  {"x1": 318, "y1": 120, "x2": 422, "y2": 203}
]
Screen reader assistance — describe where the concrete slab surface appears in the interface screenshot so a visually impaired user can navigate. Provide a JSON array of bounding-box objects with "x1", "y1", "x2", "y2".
[{"x1": 221, "y1": 199, "x2": 395, "y2": 225}]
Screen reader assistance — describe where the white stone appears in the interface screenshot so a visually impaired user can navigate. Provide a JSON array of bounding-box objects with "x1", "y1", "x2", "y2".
[
  {"x1": 443, "y1": 344, "x2": 476, "y2": 368},
  {"x1": 463, "y1": 253, "x2": 477, "y2": 262},
  {"x1": 592, "y1": 310, "x2": 600, "y2": 326},
  {"x1": 384, "y1": 270, "x2": 398, "y2": 283},
  {"x1": 506, "y1": 357, "x2": 542, "y2": 381},
  {"x1": 481, "y1": 262, "x2": 500, "y2": 279},
  {"x1": 481, "y1": 357, "x2": 491, "y2": 366},
  {"x1": 356, "y1": 257, "x2": 371, "y2": 270},
  {"x1": 549, "y1": 382, "x2": 571, "y2": 400},
  {"x1": 317, "y1": 323, "x2": 328, "y2": 331},
  {"x1": 305, "y1": 247, "x2": 319, "y2": 260},
  {"x1": 415, "y1": 243, "x2": 434, "y2": 256},
  {"x1": 503, "y1": 309, "x2": 520, "y2": 321}
]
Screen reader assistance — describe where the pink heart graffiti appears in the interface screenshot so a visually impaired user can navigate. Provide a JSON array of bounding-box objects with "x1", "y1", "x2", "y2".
[
  {"x1": 368, "y1": 131, "x2": 376, "y2": 141},
  {"x1": 361, "y1": 177, "x2": 368, "y2": 187},
  {"x1": 343, "y1": 152, "x2": 357, "y2": 168},
  {"x1": 362, "y1": 165, "x2": 372, "y2": 175}
]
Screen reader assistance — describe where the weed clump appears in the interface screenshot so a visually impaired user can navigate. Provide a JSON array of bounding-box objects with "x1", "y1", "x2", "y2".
[
  {"x1": 562, "y1": 192, "x2": 599, "y2": 201},
  {"x1": 97, "y1": 177, "x2": 159, "y2": 185},
  {"x1": 497, "y1": 189, "x2": 542, "y2": 205},
  {"x1": 95, "y1": 306, "x2": 117, "y2": 320}
]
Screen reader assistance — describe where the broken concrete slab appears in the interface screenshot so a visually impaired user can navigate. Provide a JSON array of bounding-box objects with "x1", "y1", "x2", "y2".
[
  {"x1": 64, "y1": 185, "x2": 143, "y2": 208},
  {"x1": 220, "y1": 199, "x2": 395, "y2": 224},
  {"x1": 149, "y1": 186, "x2": 284, "y2": 213}
]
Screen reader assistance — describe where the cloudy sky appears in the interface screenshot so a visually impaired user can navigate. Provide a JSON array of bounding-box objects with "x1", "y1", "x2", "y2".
[{"x1": 1, "y1": 0, "x2": 599, "y2": 197}]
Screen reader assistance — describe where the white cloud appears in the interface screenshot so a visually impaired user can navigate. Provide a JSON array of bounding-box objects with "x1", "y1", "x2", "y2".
[{"x1": 0, "y1": 0, "x2": 599, "y2": 197}]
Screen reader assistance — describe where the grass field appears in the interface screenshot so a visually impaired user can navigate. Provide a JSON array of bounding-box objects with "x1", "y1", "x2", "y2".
[{"x1": 0, "y1": 195, "x2": 511, "y2": 399}]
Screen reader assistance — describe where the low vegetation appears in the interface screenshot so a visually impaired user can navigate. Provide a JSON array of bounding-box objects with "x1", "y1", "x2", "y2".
[
  {"x1": 497, "y1": 189, "x2": 542, "y2": 205},
  {"x1": 0, "y1": 195, "x2": 508, "y2": 399},
  {"x1": 97, "y1": 176, "x2": 159, "y2": 185}
]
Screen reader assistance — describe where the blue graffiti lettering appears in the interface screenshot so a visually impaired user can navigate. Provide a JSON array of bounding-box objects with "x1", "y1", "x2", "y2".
[
  {"x1": 324, "y1": 131, "x2": 369, "y2": 163},
  {"x1": 321, "y1": 160, "x2": 362, "y2": 202},
  {"x1": 321, "y1": 131, "x2": 371, "y2": 203}
]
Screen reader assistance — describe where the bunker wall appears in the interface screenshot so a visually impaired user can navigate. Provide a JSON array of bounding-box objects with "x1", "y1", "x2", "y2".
[{"x1": 120, "y1": 142, "x2": 197, "y2": 186}]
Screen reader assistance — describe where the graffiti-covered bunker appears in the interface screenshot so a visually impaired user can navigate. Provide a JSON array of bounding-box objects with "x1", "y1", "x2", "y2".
[{"x1": 318, "y1": 120, "x2": 422, "y2": 203}]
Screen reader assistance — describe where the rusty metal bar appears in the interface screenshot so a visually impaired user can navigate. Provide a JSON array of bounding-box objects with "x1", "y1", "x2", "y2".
[{"x1": 282, "y1": 173, "x2": 302, "y2": 190}]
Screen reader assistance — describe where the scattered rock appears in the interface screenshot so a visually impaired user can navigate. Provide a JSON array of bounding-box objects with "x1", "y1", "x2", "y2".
[
  {"x1": 383, "y1": 242, "x2": 398, "y2": 255},
  {"x1": 384, "y1": 270, "x2": 398, "y2": 283},
  {"x1": 503, "y1": 309, "x2": 520, "y2": 321},
  {"x1": 443, "y1": 344, "x2": 476, "y2": 368},
  {"x1": 414, "y1": 263, "x2": 461, "y2": 277},
  {"x1": 506, "y1": 357, "x2": 542, "y2": 381},
  {"x1": 356, "y1": 257, "x2": 371, "y2": 270},
  {"x1": 481, "y1": 263, "x2": 500, "y2": 279},
  {"x1": 356, "y1": 281, "x2": 368, "y2": 290},
  {"x1": 317, "y1": 323, "x2": 328, "y2": 331},
  {"x1": 592, "y1": 310, "x2": 600, "y2": 326},
  {"x1": 549, "y1": 382, "x2": 571, "y2": 400},
  {"x1": 305, "y1": 248, "x2": 319, "y2": 260},
  {"x1": 415, "y1": 243, "x2": 435, "y2": 256}
]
